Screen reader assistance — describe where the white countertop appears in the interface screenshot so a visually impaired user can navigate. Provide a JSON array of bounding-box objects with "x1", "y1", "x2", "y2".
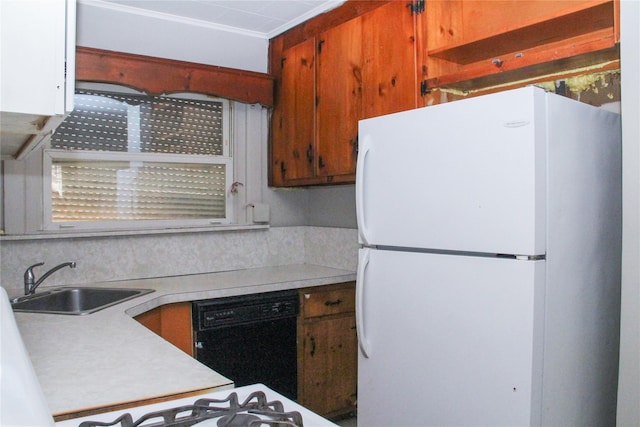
[{"x1": 12, "y1": 264, "x2": 355, "y2": 418}]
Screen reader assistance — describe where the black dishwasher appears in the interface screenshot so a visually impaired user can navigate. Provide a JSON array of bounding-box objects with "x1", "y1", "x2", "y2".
[{"x1": 192, "y1": 290, "x2": 299, "y2": 400}]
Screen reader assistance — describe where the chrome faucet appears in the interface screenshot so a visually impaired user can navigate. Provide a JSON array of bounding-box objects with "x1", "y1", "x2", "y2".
[{"x1": 24, "y1": 262, "x2": 76, "y2": 296}]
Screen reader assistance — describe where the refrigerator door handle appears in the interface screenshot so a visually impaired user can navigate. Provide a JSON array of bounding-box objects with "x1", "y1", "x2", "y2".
[
  {"x1": 356, "y1": 248, "x2": 371, "y2": 358},
  {"x1": 355, "y1": 135, "x2": 371, "y2": 246}
]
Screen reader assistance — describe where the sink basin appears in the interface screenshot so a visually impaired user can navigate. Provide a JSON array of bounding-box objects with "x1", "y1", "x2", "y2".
[{"x1": 11, "y1": 287, "x2": 154, "y2": 315}]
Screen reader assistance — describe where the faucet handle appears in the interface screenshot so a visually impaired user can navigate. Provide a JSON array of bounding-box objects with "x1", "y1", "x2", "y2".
[
  {"x1": 24, "y1": 262, "x2": 44, "y2": 295},
  {"x1": 24, "y1": 262, "x2": 44, "y2": 279}
]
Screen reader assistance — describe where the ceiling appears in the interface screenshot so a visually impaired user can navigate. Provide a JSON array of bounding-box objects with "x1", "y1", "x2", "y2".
[{"x1": 93, "y1": 0, "x2": 345, "y2": 39}]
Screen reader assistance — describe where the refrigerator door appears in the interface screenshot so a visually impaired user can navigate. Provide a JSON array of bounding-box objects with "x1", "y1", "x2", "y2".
[
  {"x1": 356, "y1": 86, "x2": 546, "y2": 256},
  {"x1": 356, "y1": 248, "x2": 545, "y2": 427}
]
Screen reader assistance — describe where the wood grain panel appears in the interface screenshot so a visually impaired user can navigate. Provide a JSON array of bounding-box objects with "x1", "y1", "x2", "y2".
[
  {"x1": 301, "y1": 284, "x2": 356, "y2": 318},
  {"x1": 362, "y1": 1, "x2": 418, "y2": 119},
  {"x1": 274, "y1": 1, "x2": 391, "y2": 52},
  {"x1": 316, "y1": 18, "x2": 362, "y2": 179},
  {"x1": 270, "y1": 39, "x2": 316, "y2": 185},
  {"x1": 76, "y1": 47, "x2": 274, "y2": 106},
  {"x1": 135, "y1": 302, "x2": 193, "y2": 357},
  {"x1": 459, "y1": 0, "x2": 608, "y2": 45},
  {"x1": 159, "y1": 303, "x2": 193, "y2": 357},
  {"x1": 297, "y1": 282, "x2": 357, "y2": 418},
  {"x1": 300, "y1": 316, "x2": 357, "y2": 417},
  {"x1": 429, "y1": 1, "x2": 614, "y2": 64}
]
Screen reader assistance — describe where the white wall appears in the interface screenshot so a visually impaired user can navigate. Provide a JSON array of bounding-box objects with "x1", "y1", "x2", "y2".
[
  {"x1": 618, "y1": 1, "x2": 640, "y2": 425},
  {"x1": 306, "y1": 185, "x2": 357, "y2": 228},
  {"x1": 76, "y1": 1, "x2": 268, "y2": 73}
]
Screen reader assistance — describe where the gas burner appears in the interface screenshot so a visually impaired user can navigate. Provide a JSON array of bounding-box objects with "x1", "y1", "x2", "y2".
[{"x1": 78, "y1": 392, "x2": 303, "y2": 427}]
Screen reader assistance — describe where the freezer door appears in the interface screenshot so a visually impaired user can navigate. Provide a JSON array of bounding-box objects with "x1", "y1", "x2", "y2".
[
  {"x1": 356, "y1": 86, "x2": 546, "y2": 256},
  {"x1": 356, "y1": 248, "x2": 545, "y2": 427}
]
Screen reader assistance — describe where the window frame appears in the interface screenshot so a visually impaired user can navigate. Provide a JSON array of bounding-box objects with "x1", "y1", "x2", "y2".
[{"x1": 42, "y1": 89, "x2": 238, "y2": 232}]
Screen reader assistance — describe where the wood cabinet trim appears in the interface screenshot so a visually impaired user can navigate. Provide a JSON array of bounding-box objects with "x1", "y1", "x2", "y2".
[
  {"x1": 76, "y1": 47, "x2": 274, "y2": 107},
  {"x1": 270, "y1": 1, "x2": 392, "y2": 58},
  {"x1": 53, "y1": 386, "x2": 221, "y2": 422}
]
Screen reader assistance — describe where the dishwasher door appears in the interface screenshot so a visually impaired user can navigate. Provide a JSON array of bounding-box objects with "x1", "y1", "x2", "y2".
[{"x1": 193, "y1": 290, "x2": 299, "y2": 401}]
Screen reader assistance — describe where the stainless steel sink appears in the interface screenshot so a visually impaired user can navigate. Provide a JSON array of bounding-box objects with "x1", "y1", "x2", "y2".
[{"x1": 11, "y1": 287, "x2": 154, "y2": 315}]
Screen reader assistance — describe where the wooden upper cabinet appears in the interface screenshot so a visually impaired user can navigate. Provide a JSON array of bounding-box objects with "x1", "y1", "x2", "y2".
[
  {"x1": 422, "y1": 0, "x2": 619, "y2": 92},
  {"x1": 316, "y1": 18, "x2": 363, "y2": 180},
  {"x1": 269, "y1": 0, "x2": 620, "y2": 187},
  {"x1": 269, "y1": 1, "x2": 418, "y2": 187},
  {"x1": 271, "y1": 39, "x2": 316, "y2": 185},
  {"x1": 361, "y1": 1, "x2": 418, "y2": 119}
]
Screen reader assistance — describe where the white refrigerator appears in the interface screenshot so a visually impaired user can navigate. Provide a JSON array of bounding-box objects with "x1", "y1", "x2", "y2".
[{"x1": 355, "y1": 86, "x2": 621, "y2": 427}]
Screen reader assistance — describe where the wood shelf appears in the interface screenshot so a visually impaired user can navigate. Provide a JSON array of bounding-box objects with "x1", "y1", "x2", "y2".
[
  {"x1": 426, "y1": 33, "x2": 619, "y2": 92},
  {"x1": 428, "y1": 0, "x2": 614, "y2": 65},
  {"x1": 424, "y1": 0, "x2": 619, "y2": 93},
  {"x1": 427, "y1": 46, "x2": 620, "y2": 95}
]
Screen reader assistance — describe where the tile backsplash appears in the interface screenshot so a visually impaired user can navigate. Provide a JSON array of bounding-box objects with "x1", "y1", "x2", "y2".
[{"x1": 0, "y1": 226, "x2": 357, "y2": 294}]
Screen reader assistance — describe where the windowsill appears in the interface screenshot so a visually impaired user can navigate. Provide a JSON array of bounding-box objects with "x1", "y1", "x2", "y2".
[{"x1": 0, "y1": 224, "x2": 270, "y2": 241}]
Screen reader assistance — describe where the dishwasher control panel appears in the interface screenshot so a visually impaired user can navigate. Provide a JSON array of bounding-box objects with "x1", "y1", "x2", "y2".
[{"x1": 193, "y1": 289, "x2": 299, "y2": 331}]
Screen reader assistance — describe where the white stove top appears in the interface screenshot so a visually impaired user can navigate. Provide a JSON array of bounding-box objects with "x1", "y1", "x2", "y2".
[{"x1": 55, "y1": 384, "x2": 339, "y2": 427}]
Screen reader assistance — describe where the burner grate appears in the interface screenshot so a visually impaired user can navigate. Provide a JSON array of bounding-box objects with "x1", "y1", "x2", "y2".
[{"x1": 78, "y1": 392, "x2": 303, "y2": 427}]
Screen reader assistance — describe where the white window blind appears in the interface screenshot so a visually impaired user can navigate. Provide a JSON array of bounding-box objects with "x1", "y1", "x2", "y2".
[{"x1": 46, "y1": 90, "x2": 232, "y2": 229}]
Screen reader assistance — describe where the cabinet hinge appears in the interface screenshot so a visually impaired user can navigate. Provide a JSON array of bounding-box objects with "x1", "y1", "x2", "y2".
[
  {"x1": 420, "y1": 80, "x2": 430, "y2": 96},
  {"x1": 408, "y1": 0, "x2": 425, "y2": 15}
]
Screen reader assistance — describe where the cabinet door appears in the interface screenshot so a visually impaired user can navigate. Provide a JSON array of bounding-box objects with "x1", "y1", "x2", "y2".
[
  {"x1": 362, "y1": 1, "x2": 418, "y2": 119},
  {"x1": 300, "y1": 316, "x2": 358, "y2": 416},
  {"x1": 271, "y1": 39, "x2": 316, "y2": 185},
  {"x1": 135, "y1": 302, "x2": 193, "y2": 356},
  {"x1": 0, "y1": 0, "x2": 69, "y2": 116},
  {"x1": 316, "y1": 18, "x2": 362, "y2": 179}
]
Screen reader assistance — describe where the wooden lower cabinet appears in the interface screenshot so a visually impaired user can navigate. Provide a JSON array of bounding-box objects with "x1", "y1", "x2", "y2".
[
  {"x1": 135, "y1": 302, "x2": 193, "y2": 357},
  {"x1": 297, "y1": 282, "x2": 357, "y2": 419}
]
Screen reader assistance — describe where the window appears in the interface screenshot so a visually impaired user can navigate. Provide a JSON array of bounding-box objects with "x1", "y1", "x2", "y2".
[{"x1": 44, "y1": 89, "x2": 233, "y2": 230}]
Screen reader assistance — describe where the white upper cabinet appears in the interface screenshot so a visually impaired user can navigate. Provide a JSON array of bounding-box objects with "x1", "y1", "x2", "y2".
[{"x1": 0, "y1": 0, "x2": 76, "y2": 160}]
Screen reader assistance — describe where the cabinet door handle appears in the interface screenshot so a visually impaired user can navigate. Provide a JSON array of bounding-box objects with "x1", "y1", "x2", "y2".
[
  {"x1": 310, "y1": 336, "x2": 316, "y2": 357},
  {"x1": 318, "y1": 156, "x2": 325, "y2": 168},
  {"x1": 306, "y1": 144, "x2": 314, "y2": 163},
  {"x1": 324, "y1": 298, "x2": 342, "y2": 306}
]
